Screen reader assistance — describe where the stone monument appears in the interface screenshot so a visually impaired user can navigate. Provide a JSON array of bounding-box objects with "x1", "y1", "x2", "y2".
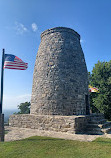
[
  {"x1": 9, "y1": 27, "x2": 111, "y2": 135},
  {"x1": 31, "y1": 27, "x2": 89, "y2": 116},
  {"x1": 9, "y1": 27, "x2": 92, "y2": 134}
]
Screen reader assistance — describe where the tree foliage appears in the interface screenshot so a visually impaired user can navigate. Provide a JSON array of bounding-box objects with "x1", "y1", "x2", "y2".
[
  {"x1": 17, "y1": 102, "x2": 30, "y2": 114},
  {"x1": 90, "y1": 60, "x2": 111, "y2": 120}
]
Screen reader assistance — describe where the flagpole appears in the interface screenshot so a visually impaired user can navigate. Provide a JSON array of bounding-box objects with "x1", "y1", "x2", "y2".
[
  {"x1": 0, "y1": 49, "x2": 5, "y2": 141},
  {"x1": 0, "y1": 49, "x2": 5, "y2": 114}
]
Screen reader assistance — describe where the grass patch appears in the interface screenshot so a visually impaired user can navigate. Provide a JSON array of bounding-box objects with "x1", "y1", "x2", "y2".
[{"x1": 0, "y1": 136, "x2": 111, "y2": 158}]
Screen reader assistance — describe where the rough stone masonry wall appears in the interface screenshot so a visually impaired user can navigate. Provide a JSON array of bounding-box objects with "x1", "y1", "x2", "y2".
[
  {"x1": 31, "y1": 27, "x2": 89, "y2": 116},
  {"x1": 9, "y1": 114, "x2": 90, "y2": 134}
]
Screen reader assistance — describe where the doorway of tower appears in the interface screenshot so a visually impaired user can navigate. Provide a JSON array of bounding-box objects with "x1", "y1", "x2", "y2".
[{"x1": 85, "y1": 95, "x2": 90, "y2": 115}]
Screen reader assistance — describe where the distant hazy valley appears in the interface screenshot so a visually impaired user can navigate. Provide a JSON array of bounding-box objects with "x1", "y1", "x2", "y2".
[{"x1": 3, "y1": 109, "x2": 19, "y2": 123}]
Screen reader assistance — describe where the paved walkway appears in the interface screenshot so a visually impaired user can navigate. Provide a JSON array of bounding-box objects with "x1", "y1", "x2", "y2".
[{"x1": 5, "y1": 126, "x2": 111, "y2": 142}]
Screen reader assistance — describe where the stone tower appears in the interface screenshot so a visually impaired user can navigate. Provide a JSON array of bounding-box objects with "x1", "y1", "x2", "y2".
[
  {"x1": 31, "y1": 27, "x2": 89, "y2": 116},
  {"x1": 10, "y1": 27, "x2": 111, "y2": 136}
]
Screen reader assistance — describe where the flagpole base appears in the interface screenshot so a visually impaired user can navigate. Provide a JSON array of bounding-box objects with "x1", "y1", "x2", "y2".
[{"x1": 0, "y1": 114, "x2": 4, "y2": 141}]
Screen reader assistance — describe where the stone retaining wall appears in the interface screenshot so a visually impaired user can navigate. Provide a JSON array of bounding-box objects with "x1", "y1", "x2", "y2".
[{"x1": 9, "y1": 114, "x2": 90, "y2": 134}]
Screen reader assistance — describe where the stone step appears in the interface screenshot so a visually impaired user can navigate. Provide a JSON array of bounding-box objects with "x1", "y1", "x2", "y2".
[
  {"x1": 90, "y1": 117, "x2": 105, "y2": 121},
  {"x1": 85, "y1": 124, "x2": 111, "y2": 135},
  {"x1": 86, "y1": 127, "x2": 102, "y2": 132},
  {"x1": 85, "y1": 129, "x2": 104, "y2": 135},
  {"x1": 85, "y1": 130, "x2": 104, "y2": 135},
  {"x1": 102, "y1": 126, "x2": 111, "y2": 134},
  {"x1": 84, "y1": 114, "x2": 111, "y2": 135},
  {"x1": 88, "y1": 119, "x2": 107, "y2": 124},
  {"x1": 86, "y1": 124, "x2": 102, "y2": 129},
  {"x1": 86, "y1": 122, "x2": 111, "y2": 129},
  {"x1": 101, "y1": 122, "x2": 111, "y2": 128}
]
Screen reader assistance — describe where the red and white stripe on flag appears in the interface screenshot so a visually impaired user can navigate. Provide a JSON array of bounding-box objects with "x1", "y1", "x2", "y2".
[{"x1": 4, "y1": 54, "x2": 28, "y2": 70}]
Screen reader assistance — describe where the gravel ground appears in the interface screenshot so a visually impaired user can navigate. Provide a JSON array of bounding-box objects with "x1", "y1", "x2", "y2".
[{"x1": 5, "y1": 126, "x2": 111, "y2": 142}]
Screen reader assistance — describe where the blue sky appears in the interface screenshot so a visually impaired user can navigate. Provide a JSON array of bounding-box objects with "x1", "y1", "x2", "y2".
[{"x1": 0, "y1": 0, "x2": 111, "y2": 110}]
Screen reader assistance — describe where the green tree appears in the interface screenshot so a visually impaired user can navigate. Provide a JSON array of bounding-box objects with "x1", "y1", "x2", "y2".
[
  {"x1": 17, "y1": 102, "x2": 30, "y2": 114},
  {"x1": 90, "y1": 60, "x2": 111, "y2": 120}
]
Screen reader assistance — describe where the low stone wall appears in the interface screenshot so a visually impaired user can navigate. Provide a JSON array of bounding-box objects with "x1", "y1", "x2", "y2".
[{"x1": 9, "y1": 114, "x2": 90, "y2": 134}]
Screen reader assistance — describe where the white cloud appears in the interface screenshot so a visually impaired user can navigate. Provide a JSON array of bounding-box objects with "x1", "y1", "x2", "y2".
[
  {"x1": 15, "y1": 22, "x2": 28, "y2": 34},
  {"x1": 6, "y1": 22, "x2": 39, "y2": 35},
  {"x1": 80, "y1": 39, "x2": 85, "y2": 43},
  {"x1": 31, "y1": 23, "x2": 38, "y2": 32},
  {"x1": 3, "y1": 94, "x2": 31, "y2": 110}
]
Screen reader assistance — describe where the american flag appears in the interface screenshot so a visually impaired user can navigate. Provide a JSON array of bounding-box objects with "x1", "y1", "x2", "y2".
[
  {"x1": 4, "y1": 54, "x2": 28, "y2": 70},
  {"x1": 89, "y1": 85, "x2": 99, "y2": 93}
]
